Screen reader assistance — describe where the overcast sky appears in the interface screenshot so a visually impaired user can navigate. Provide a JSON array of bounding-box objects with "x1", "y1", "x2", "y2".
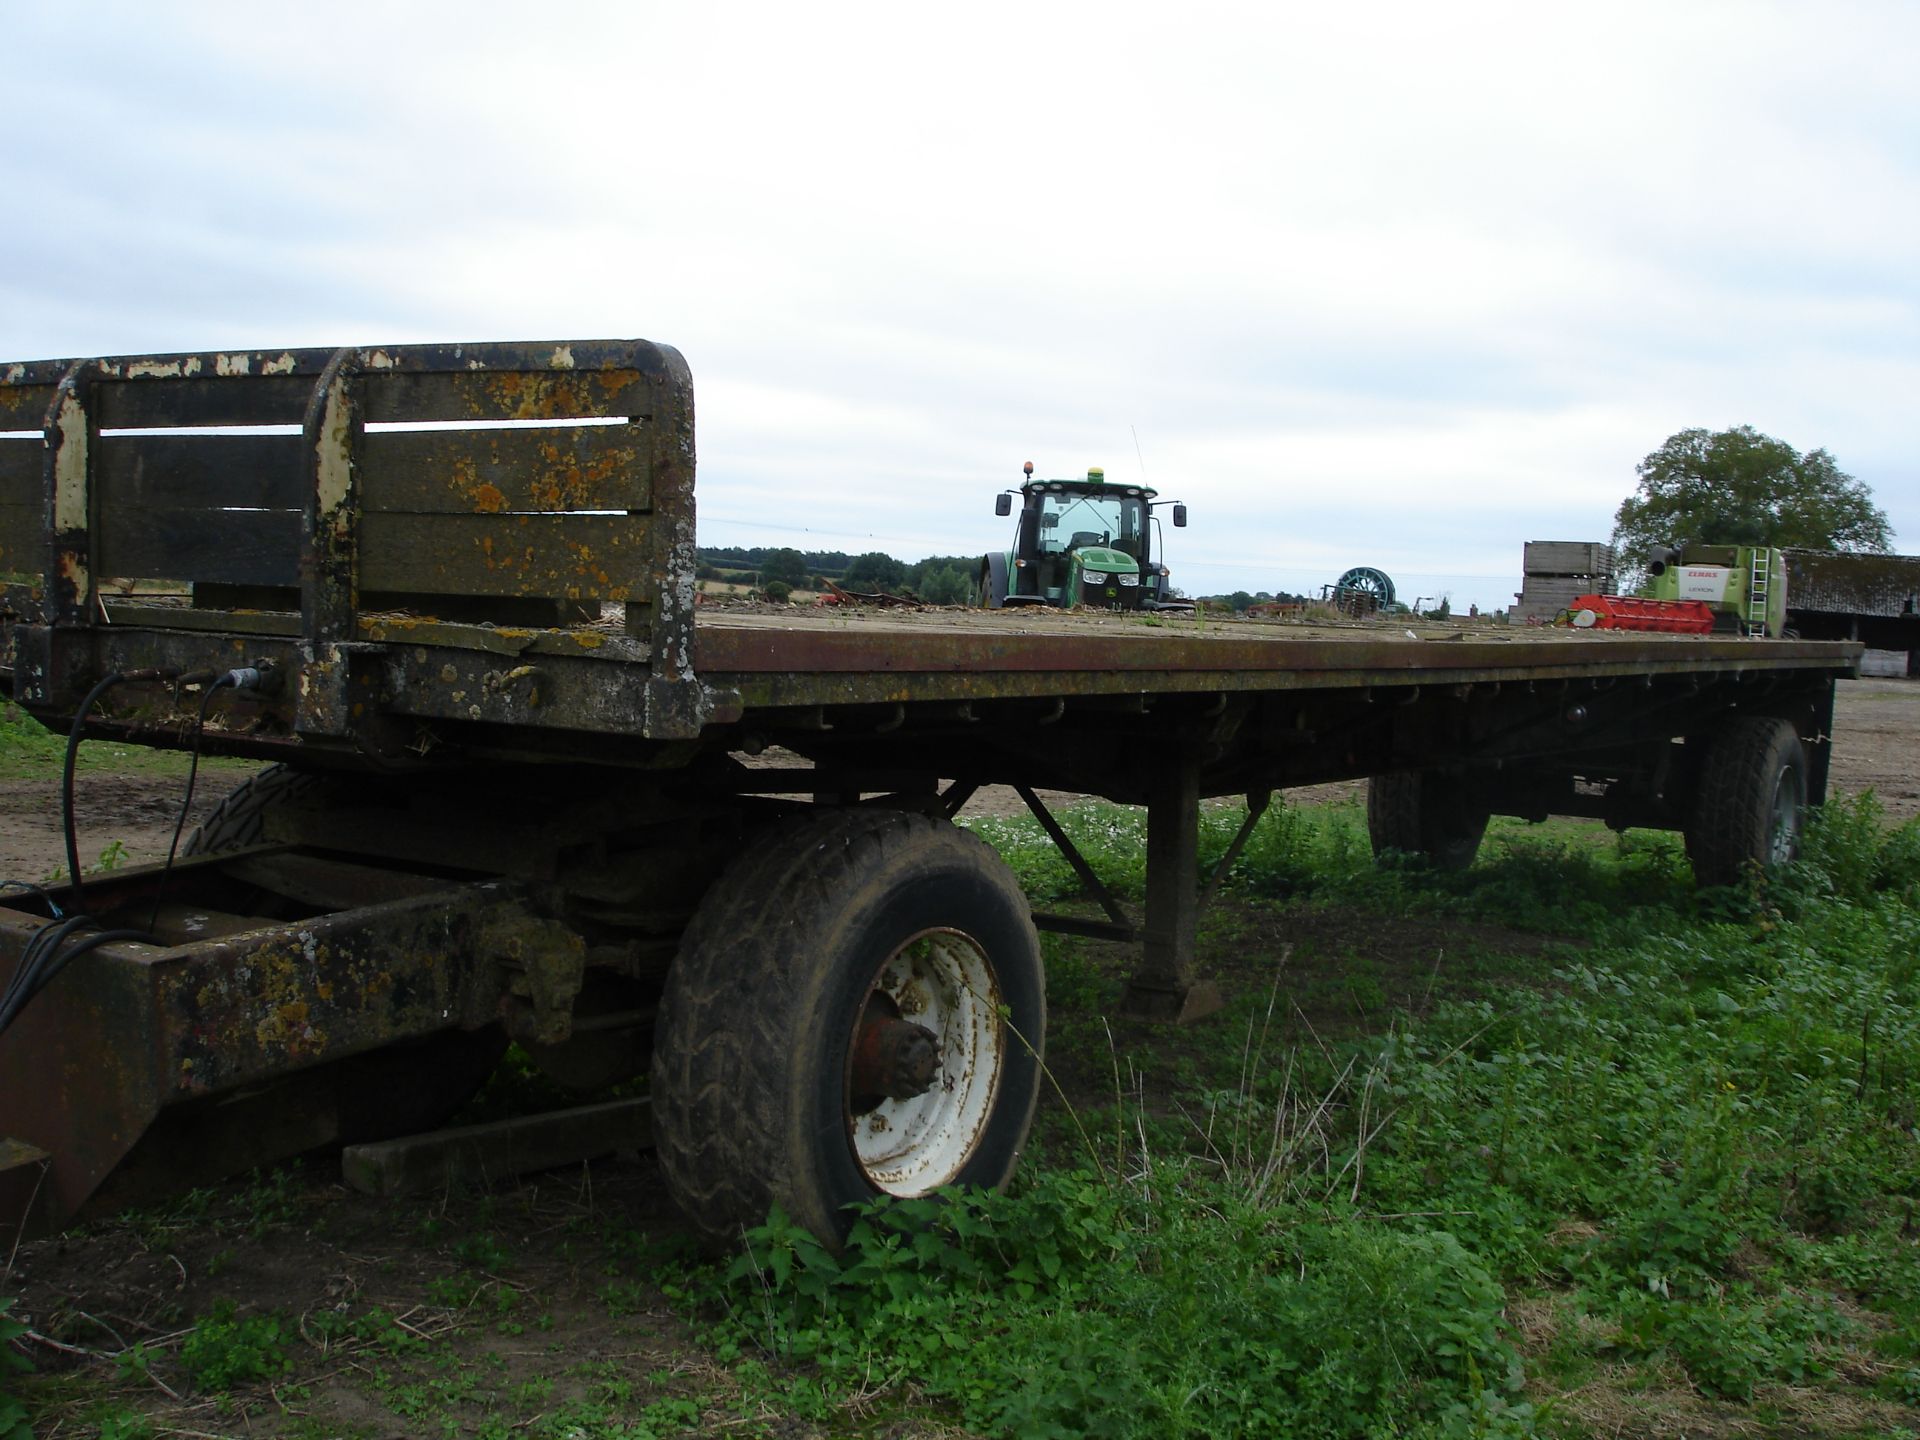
[{"x1": 5, "y1": 1, "x2": 1915, "y2": 610}]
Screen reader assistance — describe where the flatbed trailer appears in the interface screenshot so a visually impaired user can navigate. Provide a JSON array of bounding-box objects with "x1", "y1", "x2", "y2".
[{"x1": 0, "y1": 340, "x2": 1860, "y2": 1244}]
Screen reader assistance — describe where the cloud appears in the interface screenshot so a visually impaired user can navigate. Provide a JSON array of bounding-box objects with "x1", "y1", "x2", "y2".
[{"x1": 3, "y1": 0, "x2": 1915, "y2": 608}]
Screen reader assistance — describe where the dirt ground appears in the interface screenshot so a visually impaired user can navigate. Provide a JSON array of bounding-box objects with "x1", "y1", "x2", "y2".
[{"x1": 2, "y1": 677, "x2": 1914, "y2": 883}]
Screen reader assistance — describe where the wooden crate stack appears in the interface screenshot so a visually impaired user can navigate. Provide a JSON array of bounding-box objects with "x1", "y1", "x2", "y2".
[{"x1": 1513, "y1": 541, "x2": 1615, "y2": 623}]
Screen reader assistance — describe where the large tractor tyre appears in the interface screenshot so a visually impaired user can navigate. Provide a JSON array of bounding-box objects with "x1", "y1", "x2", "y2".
[
  {"x1": 1367, "y1": 770, "x2": 1491, "y2": 872},
  {"x1": 182, "y1": 763, "x2": 332, "y2": 855},
  {"x1": 185, "y1": 764, "x2": 507, "y2": 1140},
  {"x1": 651, "y1": 806, "x2": 1045, "y2": 1248},
  {"x1": 977, "y1": 552, "x2": 1010, "y2": 609},
  {"x1": 1685, "y1": 716, "x2": 1808, "y2": 887}
]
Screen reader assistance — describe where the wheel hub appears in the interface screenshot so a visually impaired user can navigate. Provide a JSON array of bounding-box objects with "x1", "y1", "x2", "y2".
[
  {"x1": 851, "y1": 1013, "x2": 941, "y2": 1101},
  {"x1": 844, "y1": 928, "x2": 1005, "y2": 1197}
]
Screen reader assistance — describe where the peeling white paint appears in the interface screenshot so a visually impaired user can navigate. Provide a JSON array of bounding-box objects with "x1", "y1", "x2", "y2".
[
  {"x1": 3, "y1": 364, "x2": 23, "y2": 384},
  {"x1": 263, "y1": 353, "x2": 298, "y2": 376},
  {"x1": 215, "y1": 353, "x2": 251, "y2": 377},
  {"x1": 313, "y1": 378, "x2": 356, "y2": 523},
  {"x1": 52, "y1": 394, "x2": 89, "y2": 532},
  {"x1": 126, "y1": 357, "x2": 203, "y2": 379},
  {"x1": 365, "y1": 349, "x2": 396, "y2": 370},
  {"x1": 549, "y1": 345, "x2": 575, "y2": 370}
]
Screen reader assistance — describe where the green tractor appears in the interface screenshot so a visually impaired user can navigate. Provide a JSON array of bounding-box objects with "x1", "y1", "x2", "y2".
[{"x1": 979, "y1": 463, "x2": 1193, "y2": 612}]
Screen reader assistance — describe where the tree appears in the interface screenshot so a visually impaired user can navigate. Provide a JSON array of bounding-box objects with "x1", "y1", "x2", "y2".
[
  {"x1": 845, "y1": 551, "x2": 906, "y2": 591},
  {"x1": 914, "y1": 563, "x2": 973, "y2": 606},
  {"x1": 758, "y1": 548, "x2": 809, "y2": 590},
  {"x1": 1612, "y1": 426, "x2": 1890, "y2": 577}
]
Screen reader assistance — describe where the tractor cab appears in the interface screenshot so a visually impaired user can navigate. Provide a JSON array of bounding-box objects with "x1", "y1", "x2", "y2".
[{"x1": 980, "y1": 464, "x2": 1192, "y2": 611}]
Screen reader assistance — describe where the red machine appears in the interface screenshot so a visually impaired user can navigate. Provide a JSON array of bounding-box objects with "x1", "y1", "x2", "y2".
[{"x1": 1565, "y1": 594, "x2": 1717, "y2": 634}]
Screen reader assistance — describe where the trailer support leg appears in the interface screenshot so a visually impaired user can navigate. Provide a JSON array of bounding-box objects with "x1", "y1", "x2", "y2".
[{"x1": 1120, "y1": 749, "x2": 1222, "y2": 1024}]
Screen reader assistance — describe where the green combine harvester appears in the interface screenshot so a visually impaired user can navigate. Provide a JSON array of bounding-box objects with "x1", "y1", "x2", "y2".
[
  {"x1": 1641, "y1": 544, "x2": 1789, "y2": 636},
  {"x1": 979, "y1": 463, "x2": 1193, "y2": 612}
]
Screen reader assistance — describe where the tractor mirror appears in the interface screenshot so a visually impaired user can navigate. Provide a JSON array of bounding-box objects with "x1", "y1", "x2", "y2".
[
  {"x1": 1172, "y1": 503, "x2": 1187, "y2": 528},
  {"x1": 995, "y1": 493, "x2": 1012, "y2": 517}
]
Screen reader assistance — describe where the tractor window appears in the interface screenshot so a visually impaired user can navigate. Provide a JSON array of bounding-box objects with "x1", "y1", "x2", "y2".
[{"x1": 1035, "y1": 492, "x2": 1146, "y2": 557}]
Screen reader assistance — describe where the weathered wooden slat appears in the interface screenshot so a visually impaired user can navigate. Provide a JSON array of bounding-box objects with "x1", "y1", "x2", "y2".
[
  {"x1": 96, "y1": 433, "x2": 304, "y2": 511},
  {"x1": 0, "y1": 382, "x2": 56, "y2": 432},
  {"x1": 360, "y1": 513, "x2": 651, "y2": 600},
  {"x1": 0, "y1": 504, "x2": 35, "y2": 576},
  {"x1": 94, "y1": 373, "x2": 323, "y2": 429},
  {"x1": 357, "y1": 368, "x2": 655, "y2": 425},
  {"x1": 0, "y1": 440, "x2": 37, "y2": 506},
  {"x1": 110, "y1": 600, "x2": 305, "y2": 636},
  {"x1": 358, "y1": 422, "x2": 653, "y2": 515},
  {"x1": 96, "y1": 507, "x2": 301, "y2": 586}
]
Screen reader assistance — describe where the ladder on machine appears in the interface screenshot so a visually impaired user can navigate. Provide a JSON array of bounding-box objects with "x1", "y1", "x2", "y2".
[{"x1": 1746, "y1": 549, "x2": 1771, "y2": 636}]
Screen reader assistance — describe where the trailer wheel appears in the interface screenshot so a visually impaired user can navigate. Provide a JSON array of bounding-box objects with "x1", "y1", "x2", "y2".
[
  {"x1": 1685, "y1": 716, "x2": 1807, "y2": 886},
  {"x1": 1366, "y1": 770, "x2": 1490, "y2": 871},
  {"x1": 652, "y1": 806, "x2": 1044, "y2": 1246},
  {"x1": 183, "y1": 764, "x2": 331, "y2": 855}
]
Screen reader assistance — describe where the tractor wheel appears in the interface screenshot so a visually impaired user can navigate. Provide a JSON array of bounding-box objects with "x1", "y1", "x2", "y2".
[
  {"x1": 183, "y1": 764, "x2": 331, "y2": 855},
  {"x1": 977, "y1": 553, "x2": 1010, "y2": 609},
  {"x1": 1367, "y1": 770, "x2": 1490, "y2": 871},
  {"x1": 1685, "y1": 717, "x2": 1808, "y2": 887},
  {"x1": 651, "y1": 806, "x2": 1045, "y2": 1247}
]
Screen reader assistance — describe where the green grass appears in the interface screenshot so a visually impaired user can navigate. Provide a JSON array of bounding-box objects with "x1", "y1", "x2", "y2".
[
  {"x1": 0, "y1": 698, "x2": 257, "y2": 780},
  {"x1": 0, "y1": 700, "x2": 62, "y2": 772},
  {"x1": 9, "y1": 793, "x2": 1920, "y2": 1438},
  {"x1": 693, "y1": 794, "x2": 1920, "y2": 1437}
]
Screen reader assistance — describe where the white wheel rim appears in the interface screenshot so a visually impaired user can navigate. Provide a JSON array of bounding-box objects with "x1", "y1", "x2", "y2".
[
  {"x1": 847, "y1": 928, "x2": 1004, "y2": 1197},
  {"x1": 1768, "y1": 766, "x2": 1805, "y2": 865}
]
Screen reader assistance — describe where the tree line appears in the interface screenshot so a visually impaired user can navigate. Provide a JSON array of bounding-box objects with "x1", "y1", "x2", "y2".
[{"x1": 697, "y1": 547, "x2": 980, "y2": 605}]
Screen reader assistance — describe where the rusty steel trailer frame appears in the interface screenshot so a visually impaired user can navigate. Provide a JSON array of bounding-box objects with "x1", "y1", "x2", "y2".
[{"x1": 0, "y1": 339, "x2": 1862, "y2": 1237}]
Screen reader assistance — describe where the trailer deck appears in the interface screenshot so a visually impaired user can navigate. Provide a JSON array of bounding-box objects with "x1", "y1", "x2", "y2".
[{"x1": 0, "y1": 338, "x2": 1864, "y2": 1244}]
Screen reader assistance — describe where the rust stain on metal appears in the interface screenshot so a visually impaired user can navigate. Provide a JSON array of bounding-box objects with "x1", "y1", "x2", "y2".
[
  {"x1": 449, "y1": 455, "x2": 508, "y2": 514},
  {"x1": 531, "y1": 437, "x2": 626, "y2": 511}
]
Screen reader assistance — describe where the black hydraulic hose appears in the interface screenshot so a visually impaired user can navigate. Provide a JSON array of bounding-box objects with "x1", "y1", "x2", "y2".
[
  {"x1": 0, "y1": 914, "x2": 93, "y2": 1029},
  {"x1": 0, "y1": 923, "x2": 148, "y2": 1040},
  {"x1": 7, "y1": 665, "x2": 253, "y2": 1041},
  {"x1": 62, "y1": 671, "x2": 128, "y2": 913},
  {"x1": 146, "y1": 670, "x2": 243, "y2": 933},
  {"x1": 0, "y1": 880, "x2": 61, "y2": 919}
]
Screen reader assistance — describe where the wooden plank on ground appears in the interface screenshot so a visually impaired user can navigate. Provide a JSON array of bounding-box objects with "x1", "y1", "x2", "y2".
[{"x1": 340, "y1": 1097, "x2": 652, "y2": 1196}]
